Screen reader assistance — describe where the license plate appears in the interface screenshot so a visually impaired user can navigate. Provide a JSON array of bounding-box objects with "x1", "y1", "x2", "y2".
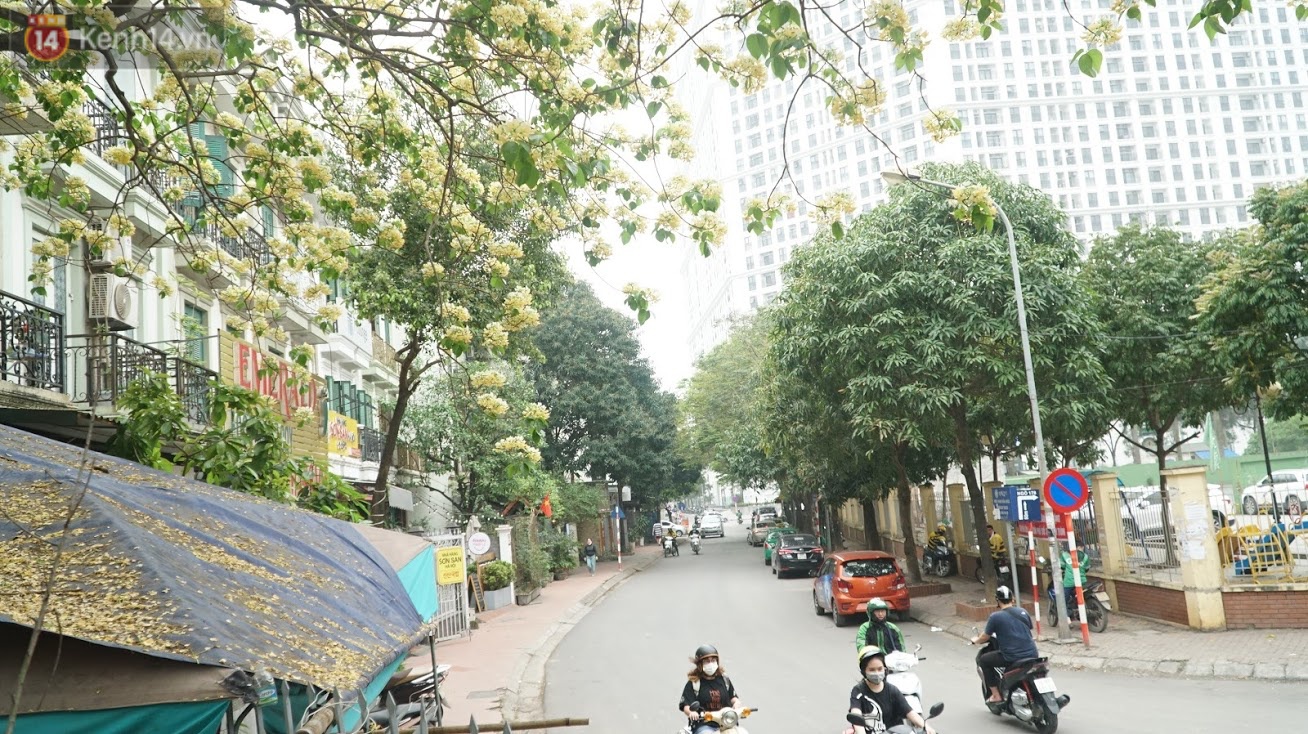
[
  {"x1": 1034, "y1": 678, "x2": 1056, "y2": 694},
  {"x1": 797, "y1": 553, "x2": 807, "y2": 560},
  {"x1": 1000, "y1": 566, "x2": 1010, "y2": 574}
]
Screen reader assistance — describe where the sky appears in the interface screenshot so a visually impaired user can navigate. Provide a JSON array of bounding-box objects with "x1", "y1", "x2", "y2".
[{"x1": 564, "y1": 237, "x2": 696, "y2": 394}]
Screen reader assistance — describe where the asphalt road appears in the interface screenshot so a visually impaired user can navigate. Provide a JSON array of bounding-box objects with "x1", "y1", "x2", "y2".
[{"x1": 544, "y1": 521, "x2": 1300, "y2": 733}]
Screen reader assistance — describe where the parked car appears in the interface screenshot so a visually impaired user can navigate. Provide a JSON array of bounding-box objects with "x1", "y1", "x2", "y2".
[
  {"x1": 746, "y1": 519, "x2": 776, "y2": 546},
  {"x1": 812, "y1": 551, "x2": 910, "y2": 627},
  {"x1": 773, "y1": 533, "x2": 823, "y2": 578},
  {"x1": 762, "y1": 526, "x2": 797, "y2": 564},
  {"x1": 660, "y1": 521, "x2": 686, "y2": 538},
  {"x1": 753, "y1": 506, "x2": 778, "y2": 522},
  {"x1": 699, "y1": 513, "x2": 725, "y2": 538},
  {"x1": 1119, "y1": 484, "x2": 1231, "y2": 539},
  {"x1": 1240, "y1": 469, "x2": 1308, "y2": 515}
]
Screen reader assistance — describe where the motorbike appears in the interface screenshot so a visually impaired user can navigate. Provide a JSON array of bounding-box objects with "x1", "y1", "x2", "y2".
[
  {"x1": 922, "y1": 542, "x2": 956, "y2": 577},
  {"x1": 690, "y1": 534, "x2": 702, "y2": 555},
  {"x1": 1045, "y1": 579, "x2": 1110, "y2": 633},
  {"x1": 663, "y1": 535, "x2": 680, "y2": 557},
  {"x1": 970, "y1": 635, "x2": 1068, "y2": 734},
  {"x1": 844, "y1": 702, "x2": 944, "y2": 734},
  {"x1": 679, "y1": 704, "x2": 758, "y2": 734},
  {"x1": 737, "y1": 512, "x2": 744, "y2": 524},
  {"x1": 974, "y1": 556, "x2": 1012, "y2": 584},
  {"x1": 885, "y1": 646, "x2": 925, "y2": 715},
  {"x1": 368, "y1": 663, "x2": 450, "y2": 730}
]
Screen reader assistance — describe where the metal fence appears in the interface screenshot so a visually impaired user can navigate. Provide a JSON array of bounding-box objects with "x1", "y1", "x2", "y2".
[{"x1": 424, "y1": 533, "x2": 471, "y2": 643}]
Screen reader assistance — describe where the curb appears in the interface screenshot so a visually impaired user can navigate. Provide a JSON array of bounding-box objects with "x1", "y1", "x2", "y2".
[
  {"x1": 501, "y1": 552, "x2": 661, "y2": 720},
  {"x1": 906, "y1": 608, "x2": 1308, "y2": 682}
]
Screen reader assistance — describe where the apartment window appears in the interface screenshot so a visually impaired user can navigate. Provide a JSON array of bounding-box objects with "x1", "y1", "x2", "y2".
[
  {"x1": 748, "y1": 275, "x2": 757, "y2": 291},
  {"x1": 761, "y1": 251, "x2": 775, "y2": 266},
  {"x1": 762, "y1": 271, "x2": 776, "y2": 288},
  {"x1": 745, "y1": 256, "x2": 754, "y2": 270},
  {"x1": 183, "y1": 302, "x2": 208, "y2": 364}
]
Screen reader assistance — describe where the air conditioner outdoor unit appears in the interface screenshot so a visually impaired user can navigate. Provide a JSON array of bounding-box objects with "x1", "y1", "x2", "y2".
[
  {"x1": 88, "y1": 272, "x2": 137, "y2": 331},
  {"x1": 88, "y1": 235, "x2": 133, "y2": 271}
]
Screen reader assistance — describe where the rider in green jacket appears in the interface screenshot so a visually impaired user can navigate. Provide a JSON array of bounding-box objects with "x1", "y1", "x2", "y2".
[{"x1": 854, "y1": 598, "x2": 905, "y2": 653}]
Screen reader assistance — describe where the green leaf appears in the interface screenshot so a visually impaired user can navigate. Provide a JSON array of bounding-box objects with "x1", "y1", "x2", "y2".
[
  {"x1": 1077, "y1": 48, "x2": 1102, "y2": 77},
  {"x1": 646, "y1": 101, "x2": 662, "y2": 118},
  {"x1": 770, "y1": 55, "x2": 791, "y2": 79},
  {"x1": 746, "y1": 33, "x2": 769, "y2": 61},
  {"x1": 831, "y1": 221, "x2": 845, "y2": 239}
]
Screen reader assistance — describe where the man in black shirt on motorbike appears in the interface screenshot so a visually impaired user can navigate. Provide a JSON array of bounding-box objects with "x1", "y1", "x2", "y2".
[{"x1": 970, "y1": 586, "x2": 1039, "y2": 703}]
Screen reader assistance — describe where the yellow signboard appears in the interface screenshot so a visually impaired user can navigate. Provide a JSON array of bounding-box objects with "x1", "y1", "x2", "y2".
[
  {"x1": 436, "y1": 547, "x2": 465, "y2": 586},
  {"x1": 327, "y1": 411, "x2": 361, "y2": 458}
]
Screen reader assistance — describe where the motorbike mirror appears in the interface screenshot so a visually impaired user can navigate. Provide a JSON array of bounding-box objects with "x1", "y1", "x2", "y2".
[
  {"x1": 928, "y1": 703, "x2": 944, "y2": 719},
  {"x1": 913, "y1": 643, "x2": 922, "y2": 653}
]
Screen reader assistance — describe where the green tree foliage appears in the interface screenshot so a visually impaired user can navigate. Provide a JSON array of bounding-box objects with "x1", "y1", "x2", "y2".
[
  {"x1": 773, "y1": 162, "x2": 1106, "y2": 590},
  {"x1": 680, "y1": 315, "x2": 782, "y2": 491},
  {"x1": 397, "y1": 360, "x2": 549, "y2": 525},
  {"x1": 528, "y1": 283, "x2": 700, "y2": 508},
  {"x1": 107, "y1": 371, "x2": 367, "y2": 520},
  {"x1": 1198, "y1": 182, "x2": 1308, "y2": 419},
  {"x1": 1082, "y1": 224, "x2": 1233, "y2": 472},
  {"x1": 1263, "y1": 416, "x2": 1308, "y2": 454}
]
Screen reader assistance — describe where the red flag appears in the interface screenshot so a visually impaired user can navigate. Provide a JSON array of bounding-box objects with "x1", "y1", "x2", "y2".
[{"x1": 540, "y1": 495, "x2": 553, "y2": 518}]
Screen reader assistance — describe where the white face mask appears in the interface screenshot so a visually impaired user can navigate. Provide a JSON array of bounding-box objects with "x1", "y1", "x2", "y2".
[{"x1": 702, "y1": 662, "x2": 719, "y2": 676}]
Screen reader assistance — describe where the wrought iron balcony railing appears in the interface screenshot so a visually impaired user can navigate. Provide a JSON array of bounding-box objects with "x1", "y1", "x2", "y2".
[
  {"x1": 0, "y1": 290, "x2": 65, "y2": 393},
  {"x1": 360, "y1": 426, "x2": 383, "y2": 463},
  {"x1": 66, "y1": 333, "x2": 216, "y2": 425}
]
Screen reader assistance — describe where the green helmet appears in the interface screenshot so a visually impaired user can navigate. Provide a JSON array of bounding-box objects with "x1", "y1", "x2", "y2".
[{"x1": 866, "y1": 598, "x2": 890, "y2": 617}]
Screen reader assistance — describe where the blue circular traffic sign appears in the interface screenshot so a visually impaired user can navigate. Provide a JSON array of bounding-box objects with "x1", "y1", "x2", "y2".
[{"x1": 1043, "y1": 468, "x2": 1089, "y2": 515}]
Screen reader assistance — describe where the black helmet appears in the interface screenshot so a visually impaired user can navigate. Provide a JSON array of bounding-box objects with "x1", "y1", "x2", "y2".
[
  {"x1": 996, "y1": 585, "x2": 1014, "y2": 604},
  {"x1": 693, "y1": 644, "x2": 719, "y2": 661}
]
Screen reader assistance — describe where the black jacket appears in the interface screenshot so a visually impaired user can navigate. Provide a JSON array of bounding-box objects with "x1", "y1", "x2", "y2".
[{"x1": 678, "y1": 675, "x2": 736, "y2": 713}]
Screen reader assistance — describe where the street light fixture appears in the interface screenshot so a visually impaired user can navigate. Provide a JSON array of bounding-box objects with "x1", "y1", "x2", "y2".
[{"x1": 882, "y1": 169, "x2": 1072, "y2": 637}]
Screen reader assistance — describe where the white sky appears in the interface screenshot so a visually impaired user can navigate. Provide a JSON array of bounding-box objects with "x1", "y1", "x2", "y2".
[{"x1": 563, "y1": 237, "x2": 695, "y2": 394}]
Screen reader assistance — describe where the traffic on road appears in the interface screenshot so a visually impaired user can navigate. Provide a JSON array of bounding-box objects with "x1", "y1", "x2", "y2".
[{"x1": 544, "y1": 511, "x2": 1302, "y2": 734}]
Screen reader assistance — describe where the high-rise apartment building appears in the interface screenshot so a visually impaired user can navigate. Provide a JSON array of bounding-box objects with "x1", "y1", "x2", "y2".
[{"x1": 681, "y1": 0, "x2": 1308, "y2": 359}]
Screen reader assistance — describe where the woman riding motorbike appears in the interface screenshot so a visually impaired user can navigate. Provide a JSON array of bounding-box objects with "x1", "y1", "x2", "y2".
[
  {"x1": 679, "y1": 645, "x2": 744, "y2": 733},
  {"x1": 847, "y1": 646, "x2": 935, "y2": 734}
]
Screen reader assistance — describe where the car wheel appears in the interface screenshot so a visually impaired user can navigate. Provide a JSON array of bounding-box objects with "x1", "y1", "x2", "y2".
[
  {"x1": 776, "y1": 567, "x2": 784, "y2": 579},
  {"x1": 814, "y1": 593, "x2": 826, "y2": 615},
  {"x1": 834, "y1": 611, "x2": 850, "y2": 627},
  {"x1": 1243, "y1": 495, "x2": 1259, "y2": 515},
  {"x1": 1213, "y1": 510, "x2": 1227, "y2": 531},
  {"x1": 771, "y1": 564, "x2": 776, "y2": 574}
]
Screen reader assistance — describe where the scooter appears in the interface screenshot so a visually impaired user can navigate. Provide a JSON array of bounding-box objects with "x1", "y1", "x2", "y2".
[
  {"x1": 885, "y1": 646, "x2": 925, "y2": 715},
  {"x1": 974, "y1": 556, "x2": 1011, "y2": 584},
  {"x1": 1045, "y1": 579, "x2": 1110, "y2": 633},
  {"x1": 690, "y1": 534, "x2": 702, "y2": 555},
  {"x1": 663, "y1": 535, "x2": 680, "y2": 557},
  {"x1": 922, "y1": 543, "x2": 956, "y2": 577},
  {"x1": 970, "y1": 635, "x2": 1068, "y2": 734},
  {"x1": 368, "y1": 663, "x2": 450, "y2": 730},
  {"x1": 844, "y1": 702, "x2": 944, "y2": 734},
  {"x1": 679, "y1": 704, "x2": 758, "y2": 734}
]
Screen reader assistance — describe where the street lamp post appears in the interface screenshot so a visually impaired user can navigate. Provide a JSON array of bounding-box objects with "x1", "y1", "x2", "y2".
[{"x1": 882, "y1": 171, "x2": 1072, "y2": 638}]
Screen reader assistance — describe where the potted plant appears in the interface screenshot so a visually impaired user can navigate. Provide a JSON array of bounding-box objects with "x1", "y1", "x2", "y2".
[
  {"x1": 480, "y1": 560, "x2": 514, "y2": 611},
  {"x1": 514, "y1": 548, "x2": 549, "y2": 605},
  {"x1": 546, "y1": 531, "x2": 579, "y2": 580}
]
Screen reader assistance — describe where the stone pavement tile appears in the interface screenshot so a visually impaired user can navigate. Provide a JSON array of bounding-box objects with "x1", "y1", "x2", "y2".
[
  {"x1": 427, "y1": 546, "x2": 660, "y2": 726},
  {"x1": 908, "y1": 576, "x2": 1308, "y2": 681}
]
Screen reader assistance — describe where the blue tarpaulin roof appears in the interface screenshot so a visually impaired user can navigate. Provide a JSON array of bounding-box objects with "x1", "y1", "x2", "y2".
[{"x1": 0, "y1": 425, "x2": 425, "y2": 692}]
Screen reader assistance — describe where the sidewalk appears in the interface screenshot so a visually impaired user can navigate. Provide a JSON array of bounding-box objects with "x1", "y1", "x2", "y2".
[
  {"x1": 908, "y1": 578, "x2": 1308, "y2": 682},
  {"x1": 406, "y1": 545, "x2": 661, "y2": 727}
]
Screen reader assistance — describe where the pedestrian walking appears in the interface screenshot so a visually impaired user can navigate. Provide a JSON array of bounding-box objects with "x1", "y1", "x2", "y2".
[{"x1": 584, "y1": 538, "x2": 598, "y2": 575}]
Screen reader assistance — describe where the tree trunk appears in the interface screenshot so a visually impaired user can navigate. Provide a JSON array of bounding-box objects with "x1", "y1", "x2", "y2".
[
  {"x1": 1155, "y1": 425, "x2": 1179, "y2": 566},
  {"x1": 952, "y1": 406, "x2": 995, "y2": 600},
  {"x1": 892, "y1": 446, "x2": 923, "y2": 584},
  {"x1": 862, "y1": 498, "x2": 882, "y2": 550},
  {"x1": 1128, "y1": 425, "x2": 1143, "y2": 464},
  {"x1": 372, "y1": 345, "x2": 422, "y2": 524}
]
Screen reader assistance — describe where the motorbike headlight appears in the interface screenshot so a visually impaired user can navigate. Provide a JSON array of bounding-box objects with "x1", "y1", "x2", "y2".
[{"x1": 719, "y1": 710, "x2": 739, "y2": 728}]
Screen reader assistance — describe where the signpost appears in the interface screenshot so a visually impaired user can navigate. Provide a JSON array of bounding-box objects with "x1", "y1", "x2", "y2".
[
  {"x1": 992, "y1": 485, "x2": 1036, "y2": 605},
  {"x1": 1043, "y1": 468, "x2": 1092, "y2": 647},
  {"x1": 435, "y1": 547, "x2": 465, "y2": 585},
  {"x1": 468, "y1": 532, "x2": 492, "y2": 557}
]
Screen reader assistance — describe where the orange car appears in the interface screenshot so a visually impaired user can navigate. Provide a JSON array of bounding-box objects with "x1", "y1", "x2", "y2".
[{"x1": 812, "y1": 551, "x2": 910, "y2": 626}]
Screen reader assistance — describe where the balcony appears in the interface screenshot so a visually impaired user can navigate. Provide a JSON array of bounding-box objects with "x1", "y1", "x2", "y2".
[
  {"x1": 66, "y1": 333, "x2": 217, "y2": 425},
  {"x1": 0, "y1": 290, "x2": 65, "y2": 395},
  {"x1": 360, "y1": 426, "x2": 383, "y2": 463}
]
